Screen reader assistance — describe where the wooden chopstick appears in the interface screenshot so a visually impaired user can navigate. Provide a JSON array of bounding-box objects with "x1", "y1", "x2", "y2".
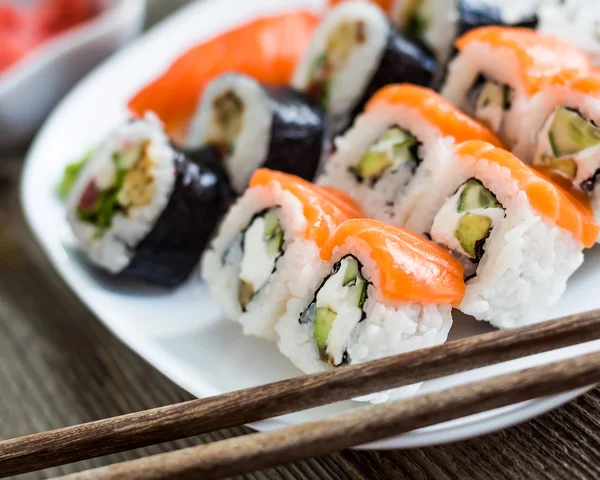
[
  {"x1": 53, "y1": 349, "x2": 600, "y2": 480},
  {"x1": 1, "y1": 311, "x2": 599, "y2": 477}
]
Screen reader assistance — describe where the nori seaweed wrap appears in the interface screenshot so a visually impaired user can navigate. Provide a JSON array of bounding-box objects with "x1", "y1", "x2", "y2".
[
  {"x1": 187, "y1": 73, "x2": 326, "y2": 193},
  {"x1": 292, "y1": 1, "x2": 436, "y2": 134},
  {"x1": 66, "y1": 116, "x2": 235, "y2": 287}
]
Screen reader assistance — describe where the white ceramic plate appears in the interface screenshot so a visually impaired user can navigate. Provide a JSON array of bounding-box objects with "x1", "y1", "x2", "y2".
[
  {"x1": 21, "y1": 0, "x2": 600, "y2": 449},
  {"x1": 0, "y1": 0, "x2": 145, "y2": 147}
]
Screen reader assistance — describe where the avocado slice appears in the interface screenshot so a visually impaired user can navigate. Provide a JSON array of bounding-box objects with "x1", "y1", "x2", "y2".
[
  {"x1": 238, "y1": 279, "x2": 254, "y2": 310},
  {"x1": 353, "y1": 151, "x2": 392, "y2": 180},
  {"x1": 541, "y1": 155, "x2": 578, "y2": 179},
  {"x1": 314, "y1": 307, "x2": 337, "y2": 352},
  {"x1": 547, "y1": 107, "x2": 600, "y2": 157},
  {"x1": 457, "y1": 179, "x2": 500, "y2": 212},
  {"x1": 455, "y1": 213, "x2": 492, "y2": 258},
  {"x1": 477, "y1": 81, "x2": 508, "y2": 111},
  {"x1": 351, "y1": 127, "x2": 418, "y2": 182}
]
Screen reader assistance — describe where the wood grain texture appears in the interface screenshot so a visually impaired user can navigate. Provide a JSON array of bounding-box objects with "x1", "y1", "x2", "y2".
[
  {"x1": 3, "y1": 309, "x2": 600, "y2": 477},
  {"x1": 4, "y1": 149, "x2": 600, "y2": 480},
  {"x1": 52, "y1": 352, "x2": 600, "y2": 480},
  {"x1": 1, "y1": 2, "x2": 600, "y2": 479}
]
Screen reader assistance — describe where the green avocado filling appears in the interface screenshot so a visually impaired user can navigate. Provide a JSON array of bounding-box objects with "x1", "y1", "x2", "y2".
[
  {"x1": 454, "y1": 180, "x2": 501, "y2": 260},
  {"x1": 58, "y1": 148, "x2": 95, "y2": 199},
  {"x1": 206, "y1": 90, "x2": 244, "y2": 156},
  {"x1": 76, "y1": 143, "x2": 145, "y2": 232},
  {"x1": 306, "y1": 256, "x2": 367, "y2": 365},
  {"x1": 348, "y1": 127, "x2": 419, "y2": 184},
  {"x1": 539, "y1": 107, "x2": 600, "y2": 180},
  {"x1": 306, "y1": 20, "x2": 366, "y2": 106},
  {"x1": 402, "y1": 0, "x2": 429, "y2": 38}
]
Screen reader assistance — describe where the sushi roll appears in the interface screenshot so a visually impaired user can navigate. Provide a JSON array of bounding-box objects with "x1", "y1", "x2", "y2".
[
  {"x1": 404, "y1": 140, "x2": 599, "y2": 328},
  {"x1": 128, "y1": 10, "x2": 320, "y2": 141},
  {"x1": 187, "y1": 73, "x2": 326, "y2": 193},
  {"x1": 513, "y1": 70, "x2": 600, "y2": 233},
  {"x1": 277, "y1": 218, "x2": 465, "y2": 402},
  {"x1": 201, "y1": 169, "x2": 362, "y2": 340},
  {"x1": 441, "y1": 26, "x2": 592, "y2": 147},
  {"x1": 67, "y1": 115, "x2": 234, "y2": 287},
  {"x1": 330, "y1": 1, "x2": 547, "y2": 66},
  {"x1": 317, "y1": 84, "x2": 502, "y2": 225},
  {"x1": 294, "y1": 1, "x2": 436, "y2": 133}
]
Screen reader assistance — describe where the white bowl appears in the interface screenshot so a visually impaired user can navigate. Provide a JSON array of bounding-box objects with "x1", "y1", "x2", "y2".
[{"x1": 0, "y1": 0, "x2": 145, "y2": 148}]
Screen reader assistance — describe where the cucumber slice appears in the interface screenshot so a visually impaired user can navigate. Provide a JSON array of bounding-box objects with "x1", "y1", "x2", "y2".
[
  {"x1": 455, "y1": 213, "x2": 492, "y2": 258},
  {"x1": 238, "y1": 279, "x2": 254, "y2": 310},
  {"x1": 547, "y1": 107, "x2": 600, "y2": 157},
  {"x1": 380, "y1": 127, "x2": 413, "y2": 144},
  {"x1": 541, "y1": 155, "x2": 578, "y2": 179},
  {"x1": 262, "y1": 209, "x2": 284, "y2": 256},
  {"x1": 266, "y1": 230, "x2": 284, "y2": 256},
  {"x1": 314, "y1": 307, "x2": 337, "y2": 351},
  {"x1": 263, "y1": 209, "x2": 280, "y2": 240},
  {"x1": 342, "y1": 257, "x2": 359, "y2": 286},
  {"x1": 113, "y1": 144, "x2": 143, "y2": 170},
  {"x1": 457, "y1": 179, "x2": 499, "y2": 212}
]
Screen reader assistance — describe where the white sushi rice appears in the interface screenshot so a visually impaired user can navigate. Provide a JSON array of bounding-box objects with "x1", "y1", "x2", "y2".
[
  {"x1": 277, "y1": 237, "x2": 453, "y2": 403},
  {"x1": 441, "y1": 42, "x2": 529, "y2": 147},
  {"x1": 67, "y1": 115, "x2": 176, "y2": 273},
  {"x1": 201, "y1": 183, "x2": 323, "y2": 340},
  {"x1": 187, "y1": 74, "x2": 272, "y2": 193},
  {"x1": 405, "y1": 155, "x2": 584, "y2": 328},
  {"x1": 317, "y1": 103, "x2": 454, "y2": 226},
  {"x1": 292, "y1": 1, "x2": 389, "y2": 131}
]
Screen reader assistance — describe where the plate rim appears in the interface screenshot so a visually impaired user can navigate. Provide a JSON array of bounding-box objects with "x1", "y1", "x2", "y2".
[{"x1": 19, "y1": 0, "x2": 592, "y2": 450}]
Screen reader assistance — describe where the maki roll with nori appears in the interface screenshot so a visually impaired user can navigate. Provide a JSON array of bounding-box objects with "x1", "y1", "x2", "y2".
[
  {"x1": 277, "y1": 218, "x2": 465, "y2": 402},
  {"x1": 202, "y1": 169, "x2": 362, "y2": 340},
  {"x1": 293, "y1": 1, "x2": 436, "y2": 134},
  {"x1": 187, "y1": 73, "x2": 326, "y2": 193},
  {"x1": 67, "y1": 115, "x2": 234, "y2": 287}
]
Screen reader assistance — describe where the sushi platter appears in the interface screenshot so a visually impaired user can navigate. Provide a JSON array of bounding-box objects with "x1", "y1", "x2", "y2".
[{"x1": 20, "y1": 0, "x2": 600, "y2": 449}]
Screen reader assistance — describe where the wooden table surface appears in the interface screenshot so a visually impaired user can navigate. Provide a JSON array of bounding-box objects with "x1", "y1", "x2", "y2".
[{"x1": 3, "y1": 3, "x2": 600, "y2": 479}]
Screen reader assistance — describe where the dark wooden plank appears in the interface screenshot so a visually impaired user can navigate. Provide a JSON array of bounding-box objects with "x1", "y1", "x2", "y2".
[
  {"x1": 0, "y1": 154, "x2": 362, "y2": 480},
  {"x1": 3, "y1": 308, "x2": 600, "y2": 477}
]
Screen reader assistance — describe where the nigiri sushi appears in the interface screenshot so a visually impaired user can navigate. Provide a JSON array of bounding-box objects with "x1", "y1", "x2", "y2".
[
  {"x1": 277, "y1": 218, "x2": 465, "y2": 402},
  {"x1": 186, "y1": 73, "x2": 326, "y2": 193},
  {"x1": 318, "y1": 84, "x2": 503, "y2": 225},
  {"x1": 404, "y1": 140, "x2": 599, "y2": 328},
  {"x1": 128, "y1": 11, "x2": 319, "y2": 141},
  {"x1": 201, "y1": 169, "x2": 363, "y2": 340},
  {"x1": 294, "y1": 1, "x2": 436, "y2": 133},
  {"x1": 67, "y1": 115, "x2": 235, "y2": 287},
  {"x1": 441, "y1": 26, "x2": 592, "y2": 147}
]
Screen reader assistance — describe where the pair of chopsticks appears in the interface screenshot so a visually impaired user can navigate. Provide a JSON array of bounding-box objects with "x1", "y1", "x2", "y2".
[{"x1": 1, "y1": 311, "x2": 600, "y2": 479}]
